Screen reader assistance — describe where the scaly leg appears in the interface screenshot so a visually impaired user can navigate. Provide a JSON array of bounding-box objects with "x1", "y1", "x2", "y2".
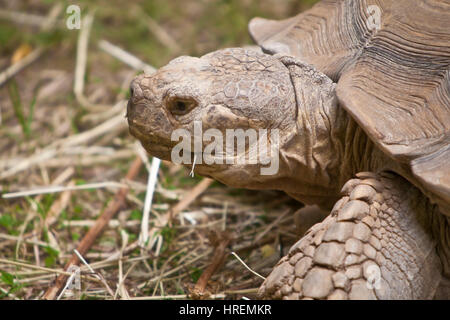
[{"x1": 258, "y1": 172, "x2": 444, "y2": 299}]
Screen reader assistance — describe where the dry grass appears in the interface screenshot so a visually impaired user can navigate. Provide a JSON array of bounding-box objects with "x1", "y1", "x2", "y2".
[{"x1": 0, "y1": 0, "x2": 317, "y2": 300}]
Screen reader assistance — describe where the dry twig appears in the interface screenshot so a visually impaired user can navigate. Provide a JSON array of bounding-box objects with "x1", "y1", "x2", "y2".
[
  {"x1": 98, "y1": 40, "x2": 156, "y2": 74},
  {"x1": 169, "y1": 178, "x2": 214, "y2": 221},
  {"x1": 73, "y1": 11, "x2": 109, "y2": 111},
  {"x1": 190, "y1": 231, "x2": 233, "y2": 299},
  {"x1": 42, "y1": 157, "x2": 143, "y2": 300}
]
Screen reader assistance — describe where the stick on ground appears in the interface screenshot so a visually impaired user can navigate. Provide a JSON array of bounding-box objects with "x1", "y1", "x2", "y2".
[
  {"x1": 169, "y1": 178, "x2": 214, "y2": 221},
  {"x1": 42, "y1": 157, "x2": 143, "y2": 300},
  {"x1": 190, "y1": 231, "x2": 233, "y2": 299}
]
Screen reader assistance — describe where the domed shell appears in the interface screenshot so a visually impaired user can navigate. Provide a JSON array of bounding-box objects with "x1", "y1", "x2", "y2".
[{"x1": 249, "y1": 0, "x2": 450, "y2": 214}]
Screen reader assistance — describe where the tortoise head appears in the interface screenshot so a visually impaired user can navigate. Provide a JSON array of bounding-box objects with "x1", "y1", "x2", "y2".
[{"x1": 127, "y1": 48, "x2": 298, "y2": 188}]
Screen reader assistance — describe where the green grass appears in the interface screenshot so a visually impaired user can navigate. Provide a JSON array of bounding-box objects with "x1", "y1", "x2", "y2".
[
  {"x1": 0, "y1": 213, "x2": 21, "y2": 235},
  {"x1": 43, "y1": 246, "x2": 60, "y2": 267},
  {"x1": 159, "y1": 225, "x2": 177, "y2": 253},
  {"x1": 0, "y1": 271, "x2": 24, "y2": 299},
  {"x1": 189, "y1": 267, "x2": 203, "y2": 283},
  {"x1": 0, "y1": 23, "x2": 21, "y2": 55},
  {"x1": 7, "y1": 80, "x2": 36, "y2": 139}
]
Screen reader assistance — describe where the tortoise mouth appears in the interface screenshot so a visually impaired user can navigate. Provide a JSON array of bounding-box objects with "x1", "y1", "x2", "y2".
[
  {"x1": 129, "y1": 119, "x2": 271, "y2": 169},
  {"x1": 128, "y1": 125, "x2": 172, "y2": 159},
  {"x1": 127, "y1": 100, "x2": 276, "y2": 177},
  {"x1": 129, "y1": 124, "x2": 246, "y2": 174}
]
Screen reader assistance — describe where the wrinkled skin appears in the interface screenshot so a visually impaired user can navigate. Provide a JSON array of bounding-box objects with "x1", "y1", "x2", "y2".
[
  {"x1": 127, "y1": 48, "x2": 450, "y2": 299},
  {"x1": 127, "y1": 48, "x2": 367, "y2": 207}
]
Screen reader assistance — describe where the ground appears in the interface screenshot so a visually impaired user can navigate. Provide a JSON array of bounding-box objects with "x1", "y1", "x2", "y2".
[{"x1": 0, "y1": 0, "x2": 317, "y2": 300}]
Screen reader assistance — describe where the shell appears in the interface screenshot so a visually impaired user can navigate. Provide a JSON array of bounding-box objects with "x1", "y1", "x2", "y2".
[{"x1": 249, "y1": 0, "x2": 450, "y2": 215}]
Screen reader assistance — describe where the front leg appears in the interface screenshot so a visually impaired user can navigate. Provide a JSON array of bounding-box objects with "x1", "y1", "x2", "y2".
[{"x1": 259, "y1": 172, "x2": 443, "y2": 299}]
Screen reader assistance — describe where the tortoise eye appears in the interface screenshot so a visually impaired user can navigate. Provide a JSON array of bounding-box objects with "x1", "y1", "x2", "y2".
[
  {"x1": 175, "y1": 101, "x2": 186, "y2": 112},
  {"x1": 169, "y1": 99, "x2": 196, "y2": 116}
]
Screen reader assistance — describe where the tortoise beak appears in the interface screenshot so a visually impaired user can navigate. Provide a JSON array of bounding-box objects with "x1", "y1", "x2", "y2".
[{"x1": 125, "y1": 98, "x2": 132, "y2": 119}]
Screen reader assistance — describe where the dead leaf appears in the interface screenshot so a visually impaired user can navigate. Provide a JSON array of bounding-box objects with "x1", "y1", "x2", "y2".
[
  {"x1": 260, "y1": 244, "x2": 275, "y2": 258},
  {"x1": 11, "y1": 43, "x2": 33, "y2": 64}
]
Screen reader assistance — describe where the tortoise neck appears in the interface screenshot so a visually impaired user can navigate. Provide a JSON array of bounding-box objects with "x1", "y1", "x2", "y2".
[
  {"x1": 273, "y1": 57, "x2": 391, "y2": 208},
  {"x1": 277, "y1": 97, "x2": 348, "y2": 209},
  {"x1": 337, "y1": 115, "x2": 392, "y2": 186},
  {"x1": 281, "y1": 103, "x2": 391, "y2": 209}
]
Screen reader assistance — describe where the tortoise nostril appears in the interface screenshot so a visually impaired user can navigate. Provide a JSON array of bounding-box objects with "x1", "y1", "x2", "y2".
[
  {"x1": 130, "y1": 74, "x2": 149, "y2": 101},
  {"x1": 129, "y1": 81, "x2": 136, "y2": 98}
]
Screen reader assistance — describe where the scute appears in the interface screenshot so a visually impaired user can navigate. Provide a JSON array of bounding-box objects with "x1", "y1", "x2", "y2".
[{"x1": 249, "y1": 0, "x2": 371, "y2": 81}]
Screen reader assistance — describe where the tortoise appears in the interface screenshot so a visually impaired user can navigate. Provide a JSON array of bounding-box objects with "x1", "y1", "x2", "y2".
[{"x1": 126, "y1": 0, "x2": 450, "y2": 299}]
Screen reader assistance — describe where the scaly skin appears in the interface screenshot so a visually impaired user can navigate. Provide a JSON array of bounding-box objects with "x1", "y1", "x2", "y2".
[
  {"x1": 127, "y1": 48, "x2": 450, "y2": 299},
  {"x1": 259, "y1": 172, "x2": 443, "y2": 299}
]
